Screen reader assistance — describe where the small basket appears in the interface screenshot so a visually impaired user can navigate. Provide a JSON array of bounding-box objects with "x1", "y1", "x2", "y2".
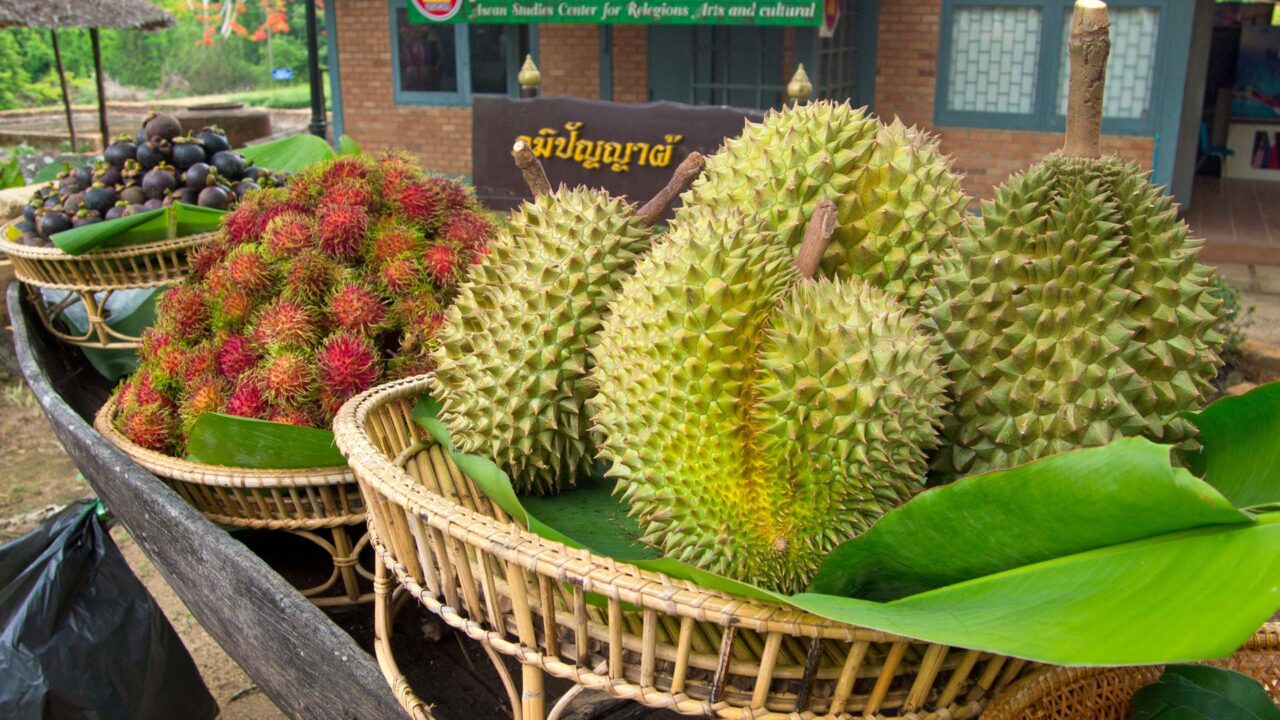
[
  {"x1": 0, "y1": 219, "x2": 215, "y2": 349},
  {"x1": 95, "y1": 394, "x2": 374, "y2": 606},
  {"x1": 983, "y1": 624, "x2": 1280, "y2": 720},
  {"x1": 333, "y1": 375, "x2": 1035, "y2": 720}
]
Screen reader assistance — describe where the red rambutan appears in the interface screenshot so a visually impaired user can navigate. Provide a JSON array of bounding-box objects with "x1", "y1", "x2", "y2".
[
  {"x1": 320, "y1": 156, "x2": 371, "y2": 189},
  {"x1": 128, "y1": 371, "x2": 170, "y2": 409},
  {"x1": 267, "y1": 403, "x2": 317, "y2": 428},
  {"x1": 422, "y1": 244, "x2": 464, "y2": 286},
  {"x1": 139, "y1": 327, "x2": 173, "y2": 358},
  {"x1": 367, "y1": 221, "x2": 422, "y2": 266},
  {"x1": 376, "y1": 152, "x2": 423, "y2": 192},
  {"x1": 251, "y1": 298, "x2": 318, "y2": 349},
  {"x1": 327, "y1": 282, "x2": 386, "y2": 335},
  {"x1": 317, "y1": 204, "x2": 368, "y2": 261},
  {"x1": 426, "y1": 177, "x2": 471, "y2": 212},
  {"x1": 212, "y1": 288, "x2": 255, "y2": 331},
  {"x1": 321, "y1": 179, "x2": 375, "y2": 211},
  {"x1": 316, "y1": 332, "x2": 380, "y2": 415},
  {"x1": 121, "y1": 403, "x2": 177, "y2": 452},
  {"x1": 224, "y1": 245, "x2": 276, "y2": 298},
  {"x1": 438, "y1": 211, "x2": 495, "y2": 250},
  {"x1": 216, "y1": 333, "x2": 260, "y2": 380},
  {"x1": 180, "y1": 380, "x2": 226, "y2": 431},
  {"x1": 157, "y1": 285, "x2": 210, "y2": 337},
  {"x1": 282, "y1": 251, "x2": 337, "y2": 304},
  {"x1": 260, "y1": 351, "x2": 315, "y2": 403},
  {"x1": 225, "y1": 379, "x2": 269, "y2": 420},
  {"x1": 379, "y1": 255, "x2": 421, "y2": 294},
  {"x1": 262, "y1": 212, "x2": 315, "y2": 260},
  {"x1": 188, "y1": 243, "x2": 228, "y2": 281},
  {"x1": 182, "y1": 343, "x2": 220, "y2": 385},
  {"x1": 390, "y1": 181, "x2": 444, "y2": 227}
]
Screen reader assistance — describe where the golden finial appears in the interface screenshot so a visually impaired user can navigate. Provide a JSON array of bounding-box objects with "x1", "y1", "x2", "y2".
[
  {"x1": 518, "y1": 54, "x2": 542, "y2": 90},
  {"x1": 787, "y1": 64, "x2": 813, "y2": 103}
]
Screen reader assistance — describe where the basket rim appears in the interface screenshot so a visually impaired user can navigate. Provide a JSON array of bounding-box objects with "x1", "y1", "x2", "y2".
[
  {"x1": 1, "y1": 217, "x2": 216, "y2": 260},
  {"x1": 332, "y1": 373, "x2": 911, "y2": 639},
  {"x1": 96, "y1": 393, "x2": 355, "y2": 488}
]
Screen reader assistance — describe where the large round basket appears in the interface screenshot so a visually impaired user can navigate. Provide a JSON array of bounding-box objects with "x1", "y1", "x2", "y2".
[
  {"x1": 333, "y1": 375, "x2": 1036, "y2": 720},
  {"x1": 983, "y1": 624, "x2": 1280, "y2": 719},
  {"x1": 95, "y1": 394, "x2": 374, "y2": 606},
  {"x1": 0, "y1": 219, "x2": 215, "y2": 349}
]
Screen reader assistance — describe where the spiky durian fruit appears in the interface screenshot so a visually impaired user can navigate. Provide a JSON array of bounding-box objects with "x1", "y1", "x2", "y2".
[
  {"x1": 590, "y1": 209, "x2": 947, "y2": 592},
  {"x1": 678, "y1": 101, "x2": 968, "y2": 306},
  {"x1": 432, "y1": 187, "x2": 652, "y2": 495},
  {"x1": 928, "y1": 154, "x2": 1224, "y2": 477}
]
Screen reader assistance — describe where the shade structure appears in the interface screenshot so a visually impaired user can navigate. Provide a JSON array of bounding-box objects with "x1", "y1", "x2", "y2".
[{"x1": 0, "y1": 0, "x2": 175, "y2": 152}]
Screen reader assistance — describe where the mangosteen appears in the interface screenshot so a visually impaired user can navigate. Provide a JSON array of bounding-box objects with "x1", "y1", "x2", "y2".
[
  {"x1": 62, "y1": 191, "x2": 85, "y2": 214},
  {"x1": 210, "y1": 151, "x2": 246, "y2": 181},
  {"x1": 122, "y1": 204, "x2": 145, "y2": 217},
  {"x1": 143, "y1": 112, "x2": 183, "y2": 143},
  {"x1": 171, "y1": 137, "x2": 206, "y2": 171},
  {"x1": 58, "y1": 175, "x2": 83, "y2": 196},
  {"x1": 197, "y1": 184, "x2": 232, "y2": 210},
  {"x1": 43, "y1": 197, "x2": 60, "y2": 210},
  {"x1": 104, "y1": 135, "x2": 138, "y2": 167},
  {"x1": 184, "y1": 161, "x2": 213, "y2": 190},
  {"x1": 93, "y1": 162, "x2": 122, "y2": 187},
  {"x1": 72, "y1": 209, "x2": 103, "y2": 228},
  {"x1": 38, "y1": 211, "x2": 73, "y2": 240},
  {"x1": 141, "y1": 198, "x2": 163, "y2": 211},
  {"x1": 232, "y1": 181, "x2": 259, "y2": 199},
  {"x1": 105, "y1": 203, "x2": 127, "y2": 220},
  {"x1": 119, "y1": 183, "x2": 146, "y2": 205},
  {"x1": 142, "y1": 163, "x2": 177, "y2": 200},
  {"x1": 22, "y1": 202, "x2": 38, "y2": 223},
  {"x1": 85, "y1": 184, "x2": 118, "y2": 214},
  {"x1": 74, "y1": 164, "x2": 94, "y2": 187},
  {"x1": 136, "y1": 141, "x2": 164, "y2": 170},
  {"x1": 197, "y1": 126, "x2": 231, "y2": 157},
  {"x1": 176, "y1": 187, "x2": 200, "y2": 205},
  {"x1": 15, "y1": 218, "x2": 35, "y2": 234}
]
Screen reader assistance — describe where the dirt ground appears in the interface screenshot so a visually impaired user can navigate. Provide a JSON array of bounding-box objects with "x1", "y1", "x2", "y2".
[{"x1": 1, "y1": 262, "x2": 1279, "y2": 720}]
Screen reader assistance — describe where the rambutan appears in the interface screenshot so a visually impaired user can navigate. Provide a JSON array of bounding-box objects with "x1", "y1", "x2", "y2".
[
  {"x1": 180, "y1": 380, "x2": 226, "y2": 432},
  {"x1": 251, "y1": 298, "x2": 318, "y2": 349},
  {"x1": 379, "y1": 256, "x2": 421, "y2": 294},
  {"x1": 127, "y1": 371, "x2": 170, "y2": 409},
  {"x1": 225, "y1": 379, "x2": 269, "y2": 420},
  {"x1": 376, "y1": 152, "x2": 423, "y2": 191},
  {"x1": 387, "y1": 348, "x2": 435, "y2": 380},
  {"x1": 438, "y1": 211, "x2": 495, "y2": 250},
  {"x1": 260, "y1": 351, "x2": 315, "y2": 403},
  {"x1": 120, "y1": 403, "x2": 177, "y2": 452},
  {"x1": 426, "y1": 177, "x2": 471, "y2": 212},
  {"x1": 316, "y1": 333, "x2": 380, "y2": 414},
  {"x1": 317, "y1": 204, "x2": 368, "y2": 261},
  {"x1": 224, "y1": 244, "x2": 276, "y2": 298},
  {"x1": 367, "y1": 221, "x2": 423, "y2": 266},
  {"x1": 150, "y1": 343, "x2": 190, "y2": 396},
  {"x1": 182, "y1": 343, "x2": 220, "y2": 385},
  {"x1": 390, "y1": 293, "x2": 443, "y2": 328},
  {"x1": 221, "y1": 189, "x2": 286, "y2": 246},
  {"x1": 188, "y1": 243, "x2": 228, "y2": 281},
  {"x1": 139, "y1": 327, "x2": 173, "y2": 358},
  {"x1": 157, "y1": 285, "x2": 210, "y2": 337},
  {"x1": 389, "y1": 181, "x2": 444, "y2": 227},
  {"x1": 422, "y1": 244, "x2": 464, "y2": 286},
  {"x1": 212, "y1": 288, "x2": 255, "y2": 331},
  {"x1": 327, "y1": 281, "x2": 387, "y2": 335},
  {"x1": 321, "y1": 179, "x2": 375, "y2": 211},
  {"x1": 216, "y1": 333, "x2": 260, "y2": 380},
  {"x1": 320, "y1": 156, "x2": 371, "y2": 189},
  {"x1": 267, "y1": 403, "x2": 317, "y2": 428},
  {"x1": 262, "y1": 212, "x2": 315, "y2": 260},
  {"x1": 282, "y1": 251, "x2": 337, "y2": 304}
]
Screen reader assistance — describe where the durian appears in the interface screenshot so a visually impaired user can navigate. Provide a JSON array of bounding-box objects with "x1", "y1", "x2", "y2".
[
  {"x1": 431, "y1": 147, "x2": 705, "y2": 495},
  {"x1": 927, "y1": 1, "x2": 1224, "y2": 477},
  {"x1": 679, "y1": 101, "x2": 969, "y2": 306},
  {"x1": 590, "y1": 203, "x2": 948, "y2": 592}
]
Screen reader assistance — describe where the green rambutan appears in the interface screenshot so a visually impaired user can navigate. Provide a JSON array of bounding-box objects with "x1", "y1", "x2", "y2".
[
  {"x1": 126, "y1": 371, "x2": 170, "y2": 409},
  {"x1": 139, "y1": 327, "x2": 173, "y2": 358},
  {"x1": 317, "y1": 204, "x2": 368, "y2": 261},
  {"x1": 262, "y1": 212, "x2": 315, "y2": 261},
  {"x1": 182, "y1": 342, "x2": 220, "y2": 385},
  {"x1": 212, "y1": 288, "x2": 255, "y2": 331},
  {"x1": 376, "y1": 151, "x2": 423, "y2": 193},
  {"x1": 216, "y1": 333, "x2": 259, "y2": 379},
  {"x1": 157, "y1": 284, "x2": 210, "y2": 337},
  {"x1": 367, "y1": 220, "x2": 423, "y2": 266},
  {"x1": 180, "y1": 380, "x2": 226, "y2": 432},
  {"x1": 120, "y1": 402, "x2": 178, "y2": 452},
  {"x1": 316, "y1": 332, "x2": 380, "y2": 415},
  {"x1": 224, "y1": 244, "x2": 276, "y2": 298},
  {"x1": 437, "y1": 211, "x2": 495, "y2": 250},
  {"x1": 225, "y1": 378, "x2": 269, "y2": 419},
  {"x1": 327, "y1": 281, "x2": 387, "y2": 335},
  {"x1": 390, "y1": 293, "x2": 443, "y2": 328},
  {"x1": 251, "y1": 297, "x2": 318, "y2": 349}
]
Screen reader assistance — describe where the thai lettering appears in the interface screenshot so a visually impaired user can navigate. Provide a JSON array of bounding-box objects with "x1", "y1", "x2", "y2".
[{"x1": 515, "y1": 123, "x2": 682, "y2": 174}]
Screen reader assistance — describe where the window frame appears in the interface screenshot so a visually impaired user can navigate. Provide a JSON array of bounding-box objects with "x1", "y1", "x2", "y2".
[
  {"x1": 934, "y1": 0, "x2": 1171, "y2": 135},
  {"x1": 388, "y1": 0, "x2": 538, "y2": 107}
]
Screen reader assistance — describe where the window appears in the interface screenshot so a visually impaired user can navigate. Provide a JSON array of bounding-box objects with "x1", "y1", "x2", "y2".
[
  {"x1": 815, "y1": 0, "x2": 865, "y2": 102},
  {"x1": 936, "y1": 0, "x2": 1167, "y2": 134},
  {"x1": 390, "y1": 2, "x2": 534, "y2": 105},
  {"x1": 691, "y1": 26, "x2": 787, "y2": 109}
]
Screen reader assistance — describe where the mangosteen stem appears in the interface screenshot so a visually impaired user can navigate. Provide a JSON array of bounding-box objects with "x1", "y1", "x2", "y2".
[
  {"x1": 1063, "y1": 0, "x2": 1110, "y2": 159},
  {"x1": 636, "y1": 152, "x2": 706, "y2": 228},
  {"x1": 512, "y1": 141, "x2": 552, "y2": 198},
  {"x1": 795, "y1": 200, "x2": 839, "y2": 280}
]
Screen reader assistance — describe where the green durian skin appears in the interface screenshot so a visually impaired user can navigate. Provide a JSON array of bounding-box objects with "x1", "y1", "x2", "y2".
[
  {"x1": 590, "y1": 210, "x2": 947, "y2": 593},
  {"x1": 928, "y1": 154, "x2": 1225, "y2": 477},
  {"x1": 432, "y1": 187, "x2": 651, "y2": 495},
  {"x1": 678, "y1": 100, "x2": 969, "y2": 307}
]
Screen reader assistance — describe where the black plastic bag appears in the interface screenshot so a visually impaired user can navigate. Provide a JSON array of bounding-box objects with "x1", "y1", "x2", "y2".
[{"x1": 0, "y1": 500, "x2": 218, "y2": 720}]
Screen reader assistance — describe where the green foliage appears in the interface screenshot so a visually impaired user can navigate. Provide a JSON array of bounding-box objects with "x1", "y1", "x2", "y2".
[
  {"x1": 0, "y1": 156, "x2": 23, "y2": 189},
  {"x1": 1130, "y1": 665, "x2": 1280, "y2": 720},
  {"x1": 230, "y1": 84, "x2": 333, "y2": 109},
  {"x1": 1211, "y1": 276, "x2": 1255, "y2": 364}
]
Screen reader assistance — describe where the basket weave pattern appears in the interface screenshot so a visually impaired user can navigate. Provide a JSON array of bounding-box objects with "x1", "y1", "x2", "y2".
[
  {"x1": 983, "y1": 624, "x2": 1280, "y2": 719},
  {"x1": 334, "y1": 375, "x2": 1036, "y2": 719},
  {"x1": 95, "y1": 396, "x2": 374, "y2": 606}
]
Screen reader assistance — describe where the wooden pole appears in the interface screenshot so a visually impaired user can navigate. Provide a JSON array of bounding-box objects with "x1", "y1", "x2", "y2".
[
  {"x1": 795, "y1": 199, "x2": 838, "y2": 279},
  {"x1": 1063, "y1": 0, "x2": 1110, "y2": 158},
  {"x1": 50, "y1": 30, "x2": 78, "y2": 154},
  {"x1": 90, "y1": 28, "x2": 108, "y2": 152}
]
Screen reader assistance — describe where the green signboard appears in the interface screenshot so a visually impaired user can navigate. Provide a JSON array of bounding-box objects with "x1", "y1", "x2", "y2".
[{"x1": 407, "y1": 0, "x2": 822, "y2": 25}]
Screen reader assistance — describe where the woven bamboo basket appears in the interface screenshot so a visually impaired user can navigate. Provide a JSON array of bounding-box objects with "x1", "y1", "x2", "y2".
[
  {"x1": 983, "y1": 624, "x2": 1280, "y2": 719},
  {"x1": 333, "y1": 375, "x2": 1036, "y2": 720},
  {"x1": 95, "y1": 394, "x2": 374, "y2": 606},
  {"x1": 0, "y1": 218, "x2": 214, "y2": 349}
]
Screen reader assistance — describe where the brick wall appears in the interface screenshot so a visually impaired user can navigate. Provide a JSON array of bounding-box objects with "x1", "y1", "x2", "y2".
[
  {"x1": 612, "y1": 26, "x2": 648, "y2": 102},
  {"x1": 332, "y1": 0, "x2": 473, "y2": 175},
  {"x1": 539, "y1": 25, "x2": 600, "y2": 98},
  {"x1": 873, "y1": 0, "x2": 1154, "y2": 200}
]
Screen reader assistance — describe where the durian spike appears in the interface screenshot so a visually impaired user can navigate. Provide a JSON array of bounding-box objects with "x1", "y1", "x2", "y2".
[
  {"x1": 512, "y1": 140, "x2": 552, "y2": 197},
  {"x1": 1063, "y1": 0, "x2": 1110, "y2": 158},
  {"x1": 636, "y1": 151, "x2": 706, "y2": 227},
  {"x1": 794, "y1": 199, "x2": 839, "y2": 280}
]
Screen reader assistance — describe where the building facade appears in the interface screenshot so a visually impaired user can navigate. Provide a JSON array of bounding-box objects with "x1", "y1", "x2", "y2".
[{"x1": 326, "y1": 0, "x2": 1212, "y2": 203}]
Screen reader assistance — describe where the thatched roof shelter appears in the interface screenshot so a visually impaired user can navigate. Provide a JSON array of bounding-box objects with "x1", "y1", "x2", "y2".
[
  {"x1": 0, "y1": 0, "x2": 174, "y2": 31},
  {"x1": 0, "y1": 0, "x2": 174, "y2": 153}
]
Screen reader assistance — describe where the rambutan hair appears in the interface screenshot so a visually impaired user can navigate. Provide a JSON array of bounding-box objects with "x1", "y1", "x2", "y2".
[
  {"x1": 251, "y1": 298, "x2": 318, "y2": 349},
  {"x1": 120, "y1": 403, "x2": 178, "y2": 452},
  {"x1": 389, "y1": 181, "x2": 444, "y2": 227},
  {"x1": 212, "y1": 288, "x2": 255, "y2": 331},
  {"x1": 260, "y1": 351, "x2": 316, "y2": 403},
  {"x1": 224, "y1": 245, "x2": 276, "y2": 298},
  {"x1": 320, "y1": 156, "x2": 372, "y2": 190},
  {"x1": 262, "y1": 212, "x2": 315, "y2": 260},
  {"x1": 225, "y1": 379, "x2": 269, "y2": 420},
  {"x1": 438, "y1": 211, "x2": 495, "y2": 250},
  {"x1": 157, "y1": 285, "x2": 210, "y2": 337},
  {"x1": 426, "y1": 177, "x2": 471, "y2": 212},
  {"x1": 317, "y1": 204, "x2": 368, "y2": 261},
  {"x1": 422, "y1": 244, "x2": 464, "y2": 286},
  {"x1": 379, "y1": 256, "x2": 421, "y2": 294},
  {"x1": 327, "y1": 281, "x2": 387, "y2": 335},
  {"x1": 316, "y1": 332, "x2": 380, "y2": 415},
  {"x1": 267, "y1": 403, "x2": 317, "y2": 428},
  {"x1": 188, "y1": 243, "x2": 228, "y2": 281},
  {"x1": 322, "y1": 179, "x2": 376, "y2": 211},
  {"x1": 366, "y1": 220, "x2": 422, "y2": 266},
  {"x1": 180, "y1": 380, "x2": 226, "y2": 432},
  {"x1": 282, "y1": 251, "x2": 338, "y2": 304},
  {"x1": 216, "y1": 333, "x2": 260, "y2": 380}
]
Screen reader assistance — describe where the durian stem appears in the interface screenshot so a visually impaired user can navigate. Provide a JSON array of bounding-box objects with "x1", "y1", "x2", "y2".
[
  {"x1": 636, "y1": 152, "x2": 706, "y2": 228},
  {"x1": 795, "y1": 200, "x2": 839, "y2": 280},
  {"x1": 1063, "y1": 0, "x2": 1110, "y2": 158},
  {"x1": 512, "y1": 140, "x2": 552, "y2": 197}
]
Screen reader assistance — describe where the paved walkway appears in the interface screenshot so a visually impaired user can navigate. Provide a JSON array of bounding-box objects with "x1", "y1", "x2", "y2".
[{"x1": 1188, "y1": 177, "x2": 1280, "y2": 267}]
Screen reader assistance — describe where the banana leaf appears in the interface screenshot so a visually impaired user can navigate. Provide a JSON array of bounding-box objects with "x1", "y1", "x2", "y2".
[
  {"x1": 336, "y1": 135, "x2": 362, "y2": 157},
  {"x1": 185, "y1": 412, "x2": 347, "y2": 469},
  {"x1": 51, "y1": 203, "x2": 226, "y2": 256},
  {"x1": 39, "y1": 287, "x2": 157, "y2": 381},
  {"x1": 239, "y1": 134, "x2": 335, "y2": 174},
  {"x1": 32, "y1": 161, "x2": 70, "y2": 184},
  {"x1": 409, "y1": 383, "x2": 1280, "y2": 665},
  {"x1": 1183, "y1": 383, "x2": 1280, "y2": 510},
  {"x1": 1130, "y1": 665, "x2": 1280, "y2": 719}
]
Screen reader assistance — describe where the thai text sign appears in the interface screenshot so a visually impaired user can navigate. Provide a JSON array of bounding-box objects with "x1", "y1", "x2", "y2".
[
  {"x1": 408, "y1": 0, "x2": 821, "y2": 25},
  {"x1": 472, "y1": 96, "x2": 764, "y2": 214}
]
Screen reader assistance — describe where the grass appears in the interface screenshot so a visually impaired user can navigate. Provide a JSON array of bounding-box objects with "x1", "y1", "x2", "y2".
[{"x1": 230, "y1": 84, "x2": 333, "y2": 110}]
